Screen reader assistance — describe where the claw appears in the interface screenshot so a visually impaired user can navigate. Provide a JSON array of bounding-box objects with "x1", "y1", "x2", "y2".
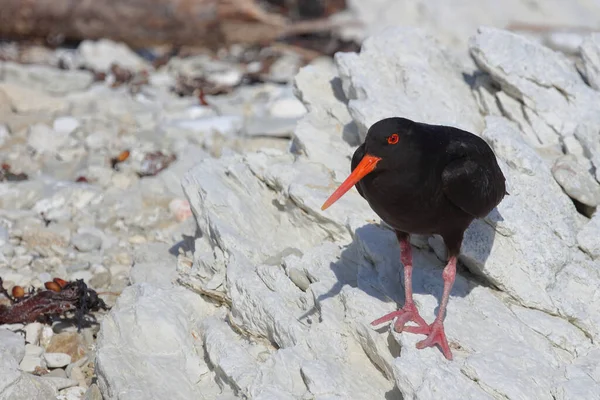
[
  {"x1": 416, "y1": 321, "x2": 453, "y2": 360},
  {"x1": 371, "y1": 302, "x2": 429, "y2": 333}
]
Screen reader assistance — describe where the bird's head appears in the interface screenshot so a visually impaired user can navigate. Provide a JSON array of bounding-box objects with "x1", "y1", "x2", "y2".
[{"x1": 321, "y1": 117, "x2": 414, "y2": 210}]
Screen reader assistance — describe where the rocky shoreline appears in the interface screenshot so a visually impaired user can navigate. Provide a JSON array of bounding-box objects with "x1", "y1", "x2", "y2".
[{"x1": 1, "y1": 10, "x2": 600, "y2": 400}]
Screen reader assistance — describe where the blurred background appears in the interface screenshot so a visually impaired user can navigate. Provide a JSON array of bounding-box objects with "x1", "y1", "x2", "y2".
[{"x1": 2, "y1": 0, "x2": 600, "y2": 88}]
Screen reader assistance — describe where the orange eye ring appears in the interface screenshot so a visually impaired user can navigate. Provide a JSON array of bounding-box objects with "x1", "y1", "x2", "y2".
[{"x1": 387, "y1": 134, "x2": 399, "y2": 144}]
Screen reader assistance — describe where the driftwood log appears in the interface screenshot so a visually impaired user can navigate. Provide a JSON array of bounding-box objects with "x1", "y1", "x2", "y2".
[{"x1": 0, "y1": 0, "x2": 348, "y2": 49}]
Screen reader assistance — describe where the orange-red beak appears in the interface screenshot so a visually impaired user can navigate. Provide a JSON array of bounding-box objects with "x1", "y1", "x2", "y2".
[{"x1": 321, "y1": 155, "x2": 381, "y2": 210}]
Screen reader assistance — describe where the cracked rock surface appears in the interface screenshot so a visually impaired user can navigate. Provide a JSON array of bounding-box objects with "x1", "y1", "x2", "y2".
[
  {"x1": 2, "y1": 8, "x2": 600, "y2": 400},
  {"x1": 95, "y1": 27, "x2": 600, "y2": 399}
]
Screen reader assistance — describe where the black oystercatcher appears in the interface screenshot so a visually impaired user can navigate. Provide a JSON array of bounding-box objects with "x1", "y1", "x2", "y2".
[{"x1": 321, "y1": 117, "x2": 506, "y2": 360}]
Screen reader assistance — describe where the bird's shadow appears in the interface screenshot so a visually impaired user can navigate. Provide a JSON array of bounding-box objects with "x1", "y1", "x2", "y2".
[{"x1": 302, "y1": 208, "x2": 503, "y2": 323}]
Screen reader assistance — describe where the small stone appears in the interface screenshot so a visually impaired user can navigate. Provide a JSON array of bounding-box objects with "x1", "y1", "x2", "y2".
[
  {"x1": 44, "y1": 352, "x2": 72, "y2": 368},
  {"x1": 269, "y1": 97, "x2": 307, "y2": 119},
  {"x1": 24, "y1": 322, "x2": 43, "y2": 345},
  {"x1": 71, "y1": 233, "x2": 102, "y2": 253},
  {"x1": 58, "y1": 386, "x2": 87, "y2": 400},
  {"x1": 69, "y1": 270, "x2": 93, "y2": 283},
  {"x1": 20, "y1": 355, "x2": 43, "y2": 372},
  {"x1": 47, "y1": 368, "x2": 68, "y2": 378},
  {"x1": 40, "y1": 326, "x2": 54, "y2": 348},
  {"x1": 169, "y1": 198, "x2": 192, "y2": 222},
  {"x1": 78, "y1": 39, "x2": 150, "y2": 73},
  {"x1": 577, "y1": 213, "x2": 600, "y2": 259},
  {"x1": 0, "y1": 329, "x2": 25, "y2": 363},
  {"x1": 47, "y1": 332, "x2": 86, "y2": 362},
  {"x1": 40, "y1": 376, "x2": 79, "y2": 391},
  {"x1": 0, "y1": 124, "x2": 10, "y2": 147},
  {"x1": 25, "y1": 344, "x2": 44, "y2": 357},
  {"x1": 552, "y1": 155, "x2": 600, "y2": 209},
  {"x1": 128, "y1": 235, "x2": 147, "y2": 244},
  {"x1": 84, "y1": 384, "x2": 102, "y2": 400},
  {"x1": 69, "y1": 366, "x2": 87, "y2": 388},
  {"x1": 27, "y1": 123, "x2": 69, "y2": 154},
  {"x1": 0, "y1": 83, "x2": 67, "y2": 114},
  {"x1": 286, "y1": 267, "x2": 311, "y2": 291},
  {"x1": 53, "y1": 117, "x2": 80, "y2": 135}
]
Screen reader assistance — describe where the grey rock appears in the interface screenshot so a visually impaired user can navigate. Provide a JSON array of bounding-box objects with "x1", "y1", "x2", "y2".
[
  {"x1": 46, "y1": 368, "x2": 67, "y2": 378},
  {"x1": 0, "y1": 333, "x2": 56, "y2": 400},
  {"x1": 577, "y1": 212, "x2": 600, "y2": 259},
  {"x1": 0, "y1": 83, "x2": 67, "y2": 114},
  {"x1": 78, "y1": 39, "x2": 150, "y2": 73},
  {"x1": 24, "y1": 322, "x2": 42, "y2": 345},
  {"x1": 27, "y1": 123, "x2": 69, "y2": 155},
  {"x1": 470, "y1": 26, "x2": 600, "y2": 150},
  {"x1": 0, "y1": 61, "x2": 93, "y2": 95},
  {"x1": 129, "y1": 242, "x2": 177, "y2": 287},
  {"x1": 95, "y1": 284, "x2": 219, "y2": 400},
  {"x1": 552, "y1": 155, "x2": 600, "y2": 209},
  {"x1": 39, "y1": 376, "x2": 79, "y2": 391},
  {"x1": 168, "y1": 55, "x2": 243, "y2": 88},
  {"x1": 19, "y1": 355, "x2": 43, "y2": 373},
  {"x1": 579, "y1": 33, "x2": 600, "y2": 90},
  {"x1": 71, "y1": 233, "x2": 102, "y2": 253},
  {"x1": 0, "y1": 329, "x2": 25, "y2": 364},
  {"x1": 43, "y1": 353, "x2": 72, "y2": 368},
  {"x1": 335, "y1": 26, "x2": 483, "y2": 140},
  {"x1": 340, "y1": 0, "x2": 600, "y2": 53}
]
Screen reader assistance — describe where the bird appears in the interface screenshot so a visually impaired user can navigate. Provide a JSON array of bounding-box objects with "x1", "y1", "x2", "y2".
[{"x1": 320, "y1": 117, "x2": 506, "y2": 360}]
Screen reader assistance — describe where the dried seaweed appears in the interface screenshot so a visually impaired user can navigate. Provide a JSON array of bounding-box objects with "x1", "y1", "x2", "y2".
[{"x1": 0, "y1": 277, "x2": 108, "y2": 331}]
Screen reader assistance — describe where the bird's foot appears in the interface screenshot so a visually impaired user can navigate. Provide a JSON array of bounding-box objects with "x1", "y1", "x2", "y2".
[
  {"x1": 371, "y1": 302, "x2": 429, "y2": 333},
  {"x1": 416, "y1": 320, "x2": 453, "y2": 360}
]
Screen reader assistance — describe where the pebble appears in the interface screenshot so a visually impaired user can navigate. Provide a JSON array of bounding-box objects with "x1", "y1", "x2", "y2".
[
  {"x1": 169, "y1": 199, "x2": 192, "y2": 222},
  {"x1": 24, "y1": 322, "x2": 43, "y2": 345},
  {"x1": 0, "y1": 329, "x2": 25, "y2": 363},
  {"x1": 27, "y1": 123, "x2": 68, "y2": 154},
  {"x1": 47, "y1": 368, "x2": 68, "y2": 378},
  {"x1": 40, "y1": 326, "x2": 54, "y2": 348},
  {"x1": 40, "y1": 376, "x2": 79, "y2": 391},
  {"x1": 552, "y1": 155, "x2": 600, "y2": 209},
  {"x1": 128, "y1": 235, "x2": 147, "y2": 244},
  {"x1": 47, "y1": 332, "x2": 86, "y2": 362},
  {"x1": 84, "y1": 384, "x2": 103, "y2": 400},
  {"x1": 25, "y1": 343, "x2": 44, "y2": 356},
  {"x1": 78, "y1": 39, "x2": 150, "y2": 72},
  {"x1": 71, "y1": 233, "x2": 102, "y2": 252},
  {"x1": 44, "y1": 352, "x2": 72, "y2": 368},
  {"x1": 269, "y1": 97, "x2": 307, "y2": 119},
  {"x1": 53, "y1": 117, "x2": 80, "y2": 135},
  {"x1": 19, "y1": 355, "x2": 44, "y2": 372},
  {"x1": 0, "y1": 124, "x2": 9, "y2": 147},
  {"x1": 0, "y1": 226, "x2": 8, "y2": 247},
  {"x1": 58, "y1": 386, "x2": 87, "y2": 400}
]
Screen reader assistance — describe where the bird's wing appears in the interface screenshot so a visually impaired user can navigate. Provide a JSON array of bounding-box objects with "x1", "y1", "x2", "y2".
[
  {"x1": 351, "y1": 143, "x2": 366, "y2": 198},
  {"x1": 441, "y1": 157, "x2": 505, "y2": 218}
]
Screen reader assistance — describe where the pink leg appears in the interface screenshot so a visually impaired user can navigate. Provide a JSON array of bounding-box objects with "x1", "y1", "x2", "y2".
[
  {"x1": 371, "y1": 234, "x2": 428, "y2": 333},
  {"x1": 415, "y1": 256, "x2": 456, "y2": 360}
]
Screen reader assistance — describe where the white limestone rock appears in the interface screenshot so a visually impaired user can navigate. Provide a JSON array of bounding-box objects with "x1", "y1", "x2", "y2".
[
  {"x1": 0, "y1": 61, "x2": 93, "y2": 95},
  {"x1": 0, "y1": 330, "x2": 56, "y2": 400},
  {"x1": 78, "y1": 39, "x2": 150, "y2": 73},
  {"x1": 552, "y1": 155, "x2": 600, "y2": 208},
  {"x1": 335, "y1": 26, "x2": 484, "y2": 140},
  {"x1": 129, "y1": 242, "x2": 178, "y2": 287},
  {"x1": 579, "y1": 33, "x2": 600, "y2": 90},
  {"x1": 470, "y1": 26, "x2": 600, "y2": 150},
  {"x1": 577, "y1": 212, "x2": 600, "y2": 259},
  {"x1": 95, "y1": 283, "x2": 219, "y2": 400}
]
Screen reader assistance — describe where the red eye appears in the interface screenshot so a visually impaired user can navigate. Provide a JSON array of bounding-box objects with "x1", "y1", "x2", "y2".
[{"x1": 387, "y1": 134, "x2": 399, "y2": 144}]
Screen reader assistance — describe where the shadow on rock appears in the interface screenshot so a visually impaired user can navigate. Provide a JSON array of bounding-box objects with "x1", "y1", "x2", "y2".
[{"x1": 308, "y1": 208, "x2": 502, "y2": 325}]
